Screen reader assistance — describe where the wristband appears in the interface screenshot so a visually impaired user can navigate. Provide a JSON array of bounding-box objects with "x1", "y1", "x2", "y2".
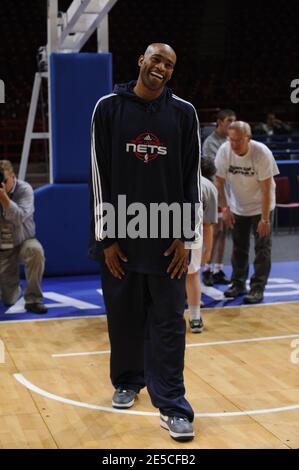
[{"x1": 261, "y1": 219, "x2": 270, "y2": 224}]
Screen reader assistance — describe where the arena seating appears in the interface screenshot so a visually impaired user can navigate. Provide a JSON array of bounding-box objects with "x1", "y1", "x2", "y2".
[{"x1": 1, "y1": 0, "x2": 298, "y2": 163}]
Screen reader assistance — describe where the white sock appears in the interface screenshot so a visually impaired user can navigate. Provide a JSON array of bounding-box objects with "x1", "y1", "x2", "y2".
[
  {"x1": 189, "y1": 305, "x2": 201, "y2": 320},
  {"x1": 204, "y1": 263, "x2": 212, "y2": 272},
  {"x1": 214, "y1": 263, "x2": 223, "y2": 273}
]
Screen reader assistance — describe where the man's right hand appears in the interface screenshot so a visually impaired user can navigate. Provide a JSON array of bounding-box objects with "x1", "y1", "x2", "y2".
[
  {"x1": 0, "y1": 183, "x2": 10, "y2": 209},
  {"x1": 103, "y1": 242, "x2": 128, "y2": 279},
  {"x1": 223, "y1": 206, "x2": 235, "y2": 228}
]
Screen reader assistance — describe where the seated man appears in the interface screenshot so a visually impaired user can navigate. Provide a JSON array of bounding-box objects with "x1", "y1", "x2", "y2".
[
  {"x1": 255, "y1": 113, "x2": 292, "y2": 136},
  {"x1": 0, "y1": 160, "x2": 47, "y2": 313}
]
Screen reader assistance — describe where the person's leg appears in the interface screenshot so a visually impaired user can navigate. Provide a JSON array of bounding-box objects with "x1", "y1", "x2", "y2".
[
  {"x1": 186, "y1": 240, "x2": 205, "y2": 332},
  {"x1": 250, "y1": 212, "x2": 273, "y2": 292},
  {"x1": 0, "y1": 248, "x2": 21, "y2": 305},
  {"x1": 18, "y1": 239, "x2": 45, "y2": 304},
  {"x1": 202, "y1": 224, "x2": 214, "y2": 267},
  {"x1": 186, "y1": 272, "x2": 203, "y2": 333},
  {"x1": 202, "y1": 222, "x2": 217, "y2": 286},
  {"x1": 230, "y1": 214, "x2": 252, "y2": 288},
  {"x1": 186, "y1": 246, "x2": 201, "y2": 306},
  {"x1": 214, "y1": 219, "x2": 226, "y2": 264},
  {"x1": 146, "y1": 273, "x2": 194, "y2": 422},
  {"x1": 210, "y1": 218, "x2": 221, "y2": 267},
  {"x1": 212, "y1": 218, "x2": 230, "y2": 284},
  {"x1": 186, "y1": 272, "x2": 201, "y2": 307},
  {"x1": 101, "y1": 265, "x2": 146, "y2": 392}
]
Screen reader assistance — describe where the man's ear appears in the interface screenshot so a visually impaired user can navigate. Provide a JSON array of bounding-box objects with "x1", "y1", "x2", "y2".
[{"x1": 138, "y1": 55, "x2": 144, "y2": 67}]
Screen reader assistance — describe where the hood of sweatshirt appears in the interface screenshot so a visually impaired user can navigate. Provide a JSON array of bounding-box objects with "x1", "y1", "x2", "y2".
[{"x1": 113, "y1": 80, "x2": 172, "y2": 113}]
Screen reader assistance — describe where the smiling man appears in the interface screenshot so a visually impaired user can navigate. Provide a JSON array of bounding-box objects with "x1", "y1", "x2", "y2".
[
  {"x1": 90, "y1": 43, "x2": 202, "y2": 442},
  {"x1": 134, "y1": 43, "x2": 176, "y2": 97}
]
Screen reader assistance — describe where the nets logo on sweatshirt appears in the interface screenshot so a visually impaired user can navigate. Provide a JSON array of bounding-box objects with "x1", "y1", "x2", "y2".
[{"x1": 126, "y1": 132, "x2": 167, "y2": 163}]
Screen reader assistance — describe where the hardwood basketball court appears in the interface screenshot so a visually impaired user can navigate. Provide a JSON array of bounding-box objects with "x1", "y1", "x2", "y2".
[{"x1": 0, "y1": 302, "x2": 298, "y2": 449}]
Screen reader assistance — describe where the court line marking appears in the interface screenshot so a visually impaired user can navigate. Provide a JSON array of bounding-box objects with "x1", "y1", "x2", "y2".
[
  {"x1": 203, "y1": 300, "x2": 299, "y2": 310},
  {"x1": 52, "y1": 333, "x2": 299, "y2": 358},
  {"x1": 14, "y1": 373, "x2": 299, "y2": 418},
  {"x1": 1, "y1": 300, "x2": 299, "y2": 324},
  {"x1": 0, "y1": 314, "x2": 105, "y2": 325}
]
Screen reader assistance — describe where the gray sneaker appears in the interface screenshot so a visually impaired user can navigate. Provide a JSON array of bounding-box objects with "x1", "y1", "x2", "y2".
[
  {"x1": 160, "y1": 414, "x2": 195, "y2": 441},
  {"x1": 189, "y1": 317, "x2": 204, "y2": 333},
  {"x1": 112, "y1": 388, "x2": 137, "y2": 409}
]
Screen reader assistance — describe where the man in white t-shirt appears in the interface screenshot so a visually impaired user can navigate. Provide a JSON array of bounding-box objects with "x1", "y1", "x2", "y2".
[{"x1": 215, "y1": 121, "x2": 279, "y2": 303}]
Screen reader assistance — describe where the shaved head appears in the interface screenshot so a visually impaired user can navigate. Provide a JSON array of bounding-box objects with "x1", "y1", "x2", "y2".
[{"x1": 143, "y1": 43, "x2": 177, "y2": 64}]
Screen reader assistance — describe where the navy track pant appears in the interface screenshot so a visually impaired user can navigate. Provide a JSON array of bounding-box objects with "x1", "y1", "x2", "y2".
[{"x1": 101, "y1": 266, "x2": 194, "y2": 421}]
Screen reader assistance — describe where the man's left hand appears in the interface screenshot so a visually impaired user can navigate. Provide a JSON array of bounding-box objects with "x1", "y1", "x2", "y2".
[
  {"x1": 257, "y1": 219, "x2": 271, "y2": 237},
  {"x1": 164, "y1": 239, "x2": 190, "y2": 279}
]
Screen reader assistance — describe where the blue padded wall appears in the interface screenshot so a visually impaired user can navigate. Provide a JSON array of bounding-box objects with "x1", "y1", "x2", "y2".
[
  {"x1": 50, "y1": 52, "x2": 112, "y2": 183},
  {"x1": 34, "y1": 184, "x2": 99, "y2": 276}
]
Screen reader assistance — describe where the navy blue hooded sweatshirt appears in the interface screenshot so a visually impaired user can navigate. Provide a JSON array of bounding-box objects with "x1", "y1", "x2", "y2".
[{"x1": 90, "y1": 81, "x2": 202, "y2": 275}]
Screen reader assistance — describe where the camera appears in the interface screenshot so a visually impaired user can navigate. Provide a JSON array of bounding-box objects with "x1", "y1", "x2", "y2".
[{"x1": 0, "y1": 171, "x2": 5, "y2": 184}]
